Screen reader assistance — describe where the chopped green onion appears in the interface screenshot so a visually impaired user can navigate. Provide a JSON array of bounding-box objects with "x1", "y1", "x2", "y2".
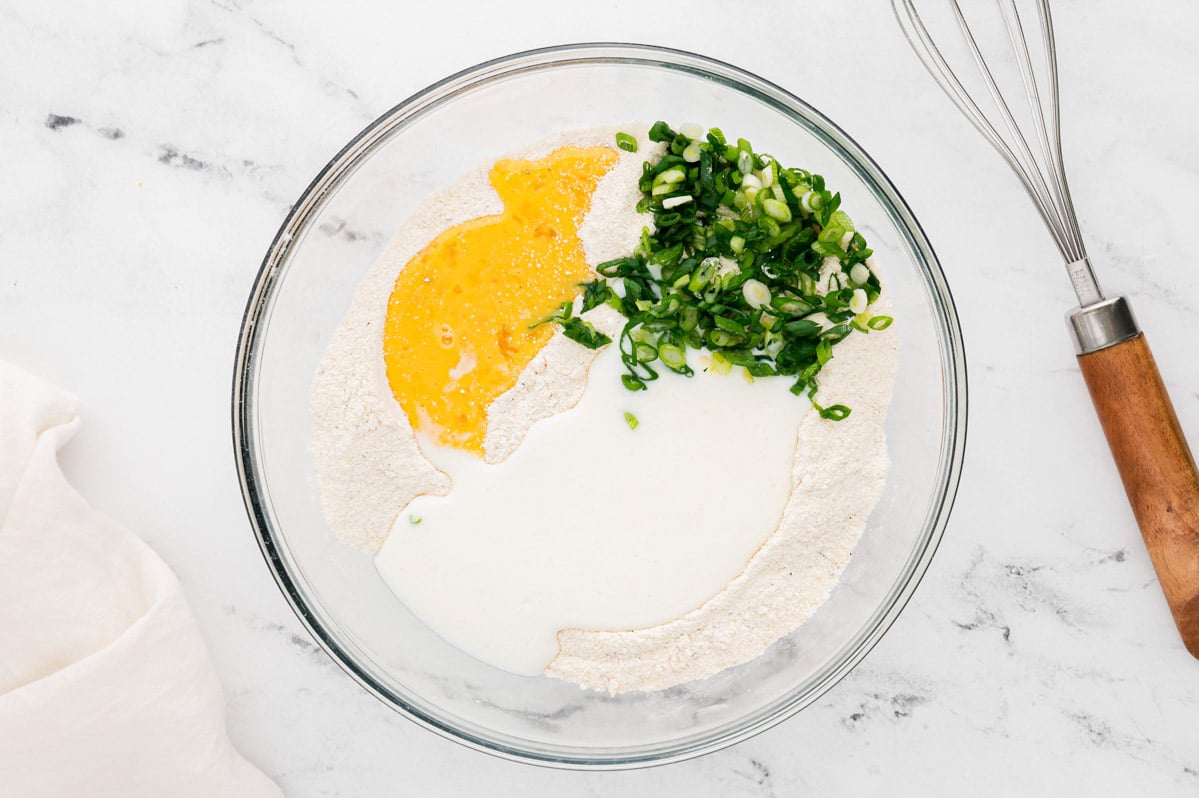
[
  {"x1": 615, "y1": 132, "x2": 638, "y2": 152},
  {"x1": 688, "y1": 260, "x2": 717, "y2": 292},
  {"x1": 647, "y1": 121, "x2": 676, "y2": 142},
  {"x1": 548, "y1": 121, "x2": 882, "y2": 422},
  {"x1": 762, "y1": 198, "x2": 792, "y2": 222},
  {"x1": 624, "y1": 411, "x2": 640, "y2": 430},
  {"x1": 633, "y1": 342, "x2": 658, "y2": 363},
  {"x1": 408, "y1": 514, "x2": 422, "y2": 525},
  {"x1": 816, "y1": 338, "x2": 833, "y2": 366},
  {"x1": 710, "y1": 351, "x2": 733, "y2": 375},
  {"x1": 659, "y1": 343, "x2": 687, "y2": 370},
  {"x1": 657, "y1": 167, "x2": 686, "y2": 185},
  {"x1": 827, "y1": 209, "x2": 855, "y2": 234},
  {"x1": 737, "y1": 150, "x2": 753, "y2": 175},
  {"x1": 742, "y1": 279, "x2": 771, "y2": 309},
  {"x1": 580, "y1": 279, "x2": 613, "y2": 312},
  {"x1": 562, "y1": 319, "x2": 611, "y2": 349},
  {"x1": 849, "y1": 288, "x2": 868, "y2": 315}
]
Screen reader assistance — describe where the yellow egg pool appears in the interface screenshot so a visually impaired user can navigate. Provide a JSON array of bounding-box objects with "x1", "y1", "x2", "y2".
[{"x1": 382, "y1": 145, "x2": 619, "y2": 454}]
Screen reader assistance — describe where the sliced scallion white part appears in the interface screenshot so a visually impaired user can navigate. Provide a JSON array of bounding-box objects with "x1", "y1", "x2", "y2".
[
  {"x1": 742, "y1": 278, "x2": 772, "y2": 309},
  {"x1": 682, "y1": 141, "x2": 702, "y2": 162},
  {"x1": 661, "y1": 194, "x2": 693, "y2": 209},
  {"x1": 737, "y1": 150, "x2": 754, "y2": 175},
  {"x1": 849, "y1": 263, "x2": 871, "y2": 285},
  {"x1": 849, "y1": 288, "x2": 869, "y2": 314},
  {"x1": 679, "y1": 122, "x2": 705, "y2": 140}
]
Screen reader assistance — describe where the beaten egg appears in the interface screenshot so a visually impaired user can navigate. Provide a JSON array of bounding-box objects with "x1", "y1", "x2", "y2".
[{"x1": 382, "y1": 145, "x2": 619, "y2": 454}]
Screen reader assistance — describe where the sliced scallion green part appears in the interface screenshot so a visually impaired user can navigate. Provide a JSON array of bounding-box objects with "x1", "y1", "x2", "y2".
[
  {"x1": 560, "y1": 318, "x2": 611, "y2": 349},
  {"x1": 819, "y1": 404, "x2": 852, "y2": 421},
  {"x1": 762, "y1": 198, "x2": 792, "y2": 222},
  {"x1": 659, "y1": 343, "x2": 687, "y2": 370},
  {"x1": 624, "y1": 411, "x2": 639, "y2": 430},
  {"x1": 615, "y1": 132, "x2": 638, "y2": 152}
]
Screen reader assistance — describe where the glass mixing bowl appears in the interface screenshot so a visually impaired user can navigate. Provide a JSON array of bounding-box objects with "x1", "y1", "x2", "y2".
[{"x1": 233, "y1": 43, "x2": 966, "y2": 768}]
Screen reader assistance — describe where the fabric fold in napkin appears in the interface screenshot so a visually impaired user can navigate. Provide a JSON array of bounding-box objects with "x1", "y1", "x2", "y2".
[{"x1": 0, "y1": 361, "x2": 281, "y2": 797}]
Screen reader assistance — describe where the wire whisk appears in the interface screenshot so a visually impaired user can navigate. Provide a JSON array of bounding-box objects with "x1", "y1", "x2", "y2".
[
  {"x1": 894, "y1": 0, "x2": 1199, "y2": 661},
  {"x1": 893, "y1": 0, "x2": 1101, "y2": 305}
]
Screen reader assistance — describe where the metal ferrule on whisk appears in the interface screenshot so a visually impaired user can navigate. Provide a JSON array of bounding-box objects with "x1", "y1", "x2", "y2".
[
  {"x1": 1067, "y1": 296, "x2": 1140, "y2": 355},
  {"x1": 1062, "y1": 256, "x2": 1140, "y2": 354}
]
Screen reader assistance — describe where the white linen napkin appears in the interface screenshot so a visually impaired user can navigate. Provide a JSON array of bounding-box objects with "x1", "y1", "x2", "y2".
[{"x1": 0, "y1": 360, "x2": 281, "y2": 797}]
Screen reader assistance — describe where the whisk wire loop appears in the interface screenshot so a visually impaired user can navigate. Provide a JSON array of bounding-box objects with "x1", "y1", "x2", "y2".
[
  {"x1": 892, "y1": 0, "x2": 1092, "y2": 276},
  {"x1": 1036, "y1": 0, "x2": 1087, "y2": 260}
]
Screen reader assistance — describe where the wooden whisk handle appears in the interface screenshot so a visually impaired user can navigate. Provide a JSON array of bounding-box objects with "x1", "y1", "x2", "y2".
[{"x1": 1077, "y1": 332, "x2": 1199, "y2": 658}]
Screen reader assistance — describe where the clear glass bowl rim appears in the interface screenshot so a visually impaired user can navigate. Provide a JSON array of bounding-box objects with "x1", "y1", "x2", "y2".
[{"x1": 232, "y1": 42, "x2": 968, "y2": 770}]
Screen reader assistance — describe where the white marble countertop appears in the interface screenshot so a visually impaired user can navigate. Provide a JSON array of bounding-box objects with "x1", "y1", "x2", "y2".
[{"x1": 4, "y1": 0, "x2": 1199, "y2": 793}]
